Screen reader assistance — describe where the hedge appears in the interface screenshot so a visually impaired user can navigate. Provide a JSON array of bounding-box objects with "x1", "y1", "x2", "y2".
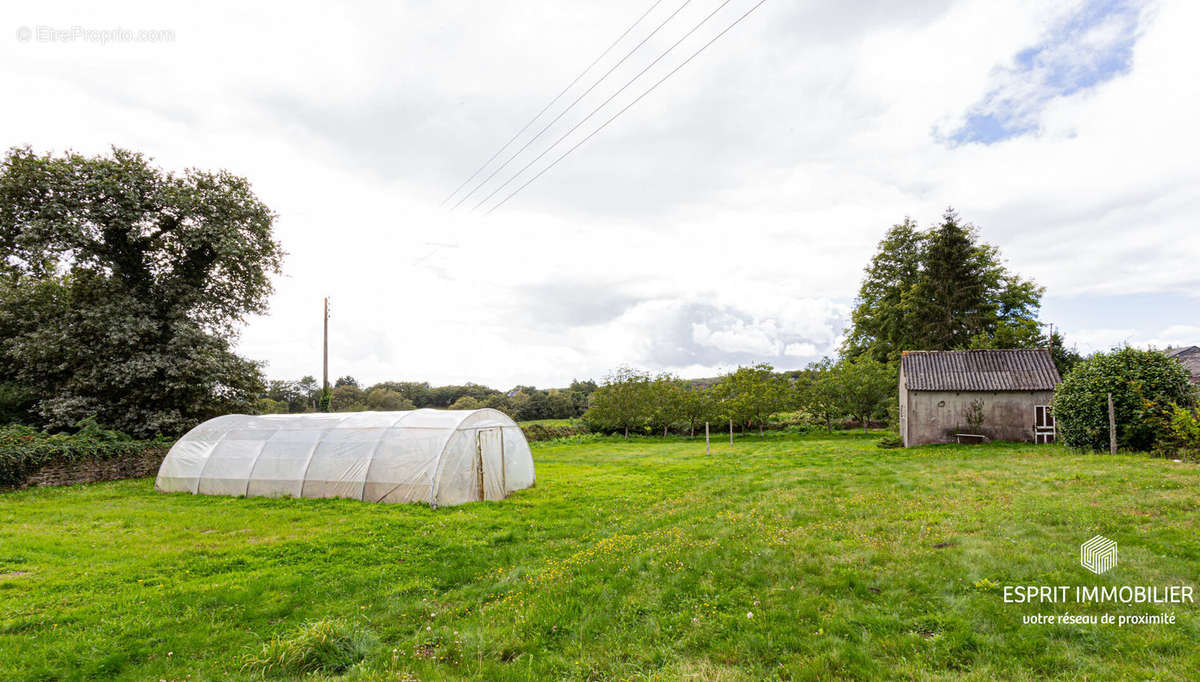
[
  {"x1": 0, "y1": 421, "x2": 173, "y2": 489},
  {"x1": 520, "y1": 422, "x2": 589, "y2": 442}
]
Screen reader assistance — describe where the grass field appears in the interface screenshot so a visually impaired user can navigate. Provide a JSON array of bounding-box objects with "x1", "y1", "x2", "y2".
[{"x1": 3, "y1": 432, "x2": 1200, "y2": 680}]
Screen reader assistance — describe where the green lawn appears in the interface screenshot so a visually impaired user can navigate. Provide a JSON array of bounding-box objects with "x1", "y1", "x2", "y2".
[{"x1": 3, "y1": 432, "x2": 1200, "y2": 680}]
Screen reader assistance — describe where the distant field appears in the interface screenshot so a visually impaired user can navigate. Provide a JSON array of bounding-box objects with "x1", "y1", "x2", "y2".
[{"x1": 3, "y1": 433, "x2": 1200, "y2": 680}]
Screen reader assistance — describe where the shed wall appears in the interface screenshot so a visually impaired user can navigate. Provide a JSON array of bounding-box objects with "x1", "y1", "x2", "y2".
[
  {"x1": 1173, "y1": 349, "x2": 1200, "y2": 385},
  {"x1": 904, "y1": 390, "x2": 1054, "y2": 446}
]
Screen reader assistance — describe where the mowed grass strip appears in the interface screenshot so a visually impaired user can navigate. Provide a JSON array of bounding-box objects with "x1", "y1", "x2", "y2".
[{"x1": 2, "y1": 432, "x2": 1199, "y2": 680}]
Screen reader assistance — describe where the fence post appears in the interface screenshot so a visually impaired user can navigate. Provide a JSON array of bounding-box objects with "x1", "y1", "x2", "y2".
[
  {"x1": 705, "y1": 422, "x2": 710, "y2": 456},
  {"x1": 1107, "y1": 392, "x2": 1117, "y2": 455}
]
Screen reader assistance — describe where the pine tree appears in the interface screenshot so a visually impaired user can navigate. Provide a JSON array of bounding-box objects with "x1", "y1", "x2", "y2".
[{"x1": 913, "y1": 209, "x2": 990, "y2": 349}]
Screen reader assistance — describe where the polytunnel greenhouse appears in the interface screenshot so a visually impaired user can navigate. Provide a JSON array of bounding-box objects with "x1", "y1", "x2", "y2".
[{"x1": 155, "y1": 409, "x2": 534, "y2": 507}]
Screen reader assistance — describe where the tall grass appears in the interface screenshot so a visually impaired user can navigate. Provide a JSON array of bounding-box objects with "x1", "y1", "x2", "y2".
[{"x1": 242, "y1": 618, "x2": 376, "y2": 678}]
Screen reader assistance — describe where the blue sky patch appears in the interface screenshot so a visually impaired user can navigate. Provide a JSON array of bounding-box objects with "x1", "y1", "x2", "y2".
[{"x1": 945, "y1": 0, "x2": 1143, "y2": 146}]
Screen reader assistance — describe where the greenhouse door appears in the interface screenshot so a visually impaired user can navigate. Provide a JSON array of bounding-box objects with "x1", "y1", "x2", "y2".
[{"x1": 476, "y1": 428, "x2": 505, "y2": 501}]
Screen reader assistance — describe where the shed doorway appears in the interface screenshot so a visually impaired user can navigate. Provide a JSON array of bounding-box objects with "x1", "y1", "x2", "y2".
[
  {"x1": 1035, "y1": 405, "x2": 1055, "y2": 444},
  {"x1": 476, "y1": 427, "x2": 506, "y2": 501}
]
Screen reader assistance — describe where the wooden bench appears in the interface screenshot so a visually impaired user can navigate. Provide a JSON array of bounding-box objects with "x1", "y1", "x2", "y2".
[{"x1": 954, "y1": 433, "x2": 987, "y2": 444}]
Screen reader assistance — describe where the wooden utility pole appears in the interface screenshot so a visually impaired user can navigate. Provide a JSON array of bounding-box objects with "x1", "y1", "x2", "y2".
[
  {"x1": 705, "y1": 422, "x2": 710, "y2": 456},
  {"x1": 323, "y1": 297, "x2": 330, "y2": 394},
  {"x1": 1107, "y1": 393, "x2": 1117, "y2": 455}
]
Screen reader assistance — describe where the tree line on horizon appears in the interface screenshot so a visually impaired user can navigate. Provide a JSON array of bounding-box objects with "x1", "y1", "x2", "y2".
[{"x1": 256, "y1": 376, "x2": 599, "y2": 422}]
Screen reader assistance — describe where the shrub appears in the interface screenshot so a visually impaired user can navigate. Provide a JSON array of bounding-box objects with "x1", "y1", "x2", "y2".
[
  {"x1": 521, "y1": 422, "x2": 588, "y2": 442},
  {"x1": 243, "y1": 618, "x2": 376, "y2": 678},
  {"x1": 1053, "y1": 348, "x2": 1194, "y2": 452},
  {"x1": 0, "y1": 419, "x2": 171, "y2": 488},
  {"x1": 1155, "y1": 404, "x2": 1200, "y2": 460}
]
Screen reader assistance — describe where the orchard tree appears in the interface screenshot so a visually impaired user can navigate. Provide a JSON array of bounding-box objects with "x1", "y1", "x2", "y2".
[
  {"x1": 645, "y1": 374, "x2": 685, "y2": 437},
  {"x1": 0, "y1": 147, "x2": 282, "y2": 436},
  {"x1": 834, "y1": 355, "x2": 895, "y2": 433},
  {"x1": 585, "y1": 366, "x2": 652, "y2": 438},
  {"x1": 715, "y1": 363, "x2": 789, "y2": 435},
  {"x1": 678, "y1": 383, "x2": 717, "y2": 437},
  {"x1": 796, "y1": 358, "x2": 844, "y2": 433}
]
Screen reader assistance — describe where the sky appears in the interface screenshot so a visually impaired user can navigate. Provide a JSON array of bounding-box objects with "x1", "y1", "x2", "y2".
[{"x1": 2, "y1": 0, "x2": 1197, "y2": 389}]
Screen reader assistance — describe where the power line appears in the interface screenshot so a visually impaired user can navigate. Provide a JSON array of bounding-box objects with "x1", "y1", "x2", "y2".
[
  {"x1": 472, "y1": 0, "x2": 738, "y2": 212},
  {"x1": 485, "y1": 0, "x2": 770, "y2": 215},
  {"x1": 452, "y1": 0, "x2": 695, "y2": 210},
  {"x1": 441, "y1": 0, "x2": 667, "y2": 206}
]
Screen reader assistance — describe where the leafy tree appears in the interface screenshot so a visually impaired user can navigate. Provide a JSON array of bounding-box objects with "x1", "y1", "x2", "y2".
[
  {"x1": 449, "y1": 395, "x2": 483, "y2": 411},
  {"x1": 256, "y1": 397, "x2": 289, "y2": 414},
  {"x1": 330, "y1": 385, "x2": 367, "y2": 412},
  {"x1": 678, "y1": 383, "x2": 717, "y2": 437},
  {"x1": 645, "y1": 374, "x2": 685, "y2": 437},
  {"x1": 833, "y1": 355, "x2": 895, "y2": 433},
  {"x1": 428, "y1": 383, "x2": 500, "y2": 408},
  {"x1": 482, "y1": 393, "x2": 512, "y2": 416},
  {"x1": 0, "y1": 382, "x2": 37, "y2": 425},
  {"x1": 544, "y1": 389, "x2": 577, "y2": 419},
  {"x1": 585, "y1": 367, "x2": 652, "y2": 438},
  {"x1": 796, "y1": 358, "x2": 844, "y2": 433},
  {"x1": 506, "y1": 389, "x2": 536, "y2": 421},
  {"x1": 843, "y1": 209, "x2": 1043, "y2": 362},
  {"x1": 266, "y1": 376, "x2": 320, "y2": 413},
  {"x1": 369, "y1": 381, "x2": 433, "y2": 408},
  {"x1": 334, "y1": 376, "x2": 359, "y2": 389},
  {"x1": 1053, "y1": 347, "x2": 1193, "y2": 451},
  {"x1": 0, "y1": 146, "x2": 281, "y2": 436},
  {"x1": 715, "y1": 363, "x2": 789, "y2": 435},
  {"x1": 842, "y1": 219, "x2": 923, "y2": 363},
  {"x1": 367, "y1": 388, "x2": 414, "y2": 411},
  {"x1": 566, "y1": 379, "x2": 598, "y2": 417}
]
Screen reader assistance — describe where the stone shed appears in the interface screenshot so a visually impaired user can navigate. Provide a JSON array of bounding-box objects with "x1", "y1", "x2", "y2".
[
  {"x1": 1164, "y1": 346, "x2": 1200, "y2": 385},
  {"x1": 899, "y1": 349, "x2": 1062, "y2": 447}
]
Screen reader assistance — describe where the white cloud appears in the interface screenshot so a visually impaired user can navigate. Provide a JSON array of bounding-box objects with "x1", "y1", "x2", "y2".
[
  {"x1": 784, "y1": 342, "x2": 818, "y2": 357},
  {"x1": 1, "y1": 0, "x2": 1196, "y2": 387}
]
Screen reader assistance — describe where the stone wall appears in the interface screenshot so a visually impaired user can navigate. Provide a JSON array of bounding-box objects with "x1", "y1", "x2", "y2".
[{"x1": 7, "y1": 451, "x2": 166, "y2": 490}]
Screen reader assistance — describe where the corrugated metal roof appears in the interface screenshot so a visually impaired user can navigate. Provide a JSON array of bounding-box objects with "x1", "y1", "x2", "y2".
[
  {"x1": 1164, "y1": 346, "x2": 1200, "y2": 358},
  {"x1": 901, "y1": 349, "x2": 1061, "y2": 391}
]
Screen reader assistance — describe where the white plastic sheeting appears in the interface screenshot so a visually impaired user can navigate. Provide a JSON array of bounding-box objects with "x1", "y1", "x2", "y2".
[{"x1": 154, "y1": 409, "x2": 535, "y2": 507}]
